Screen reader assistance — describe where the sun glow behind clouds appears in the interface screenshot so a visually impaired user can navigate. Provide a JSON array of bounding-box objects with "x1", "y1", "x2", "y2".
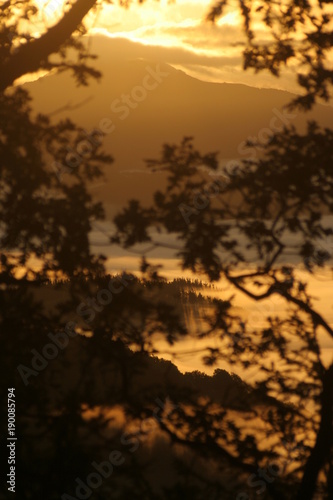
[
  {"x1": 30, "y1": 0, "x2": 241, "y2": 54},
  {"x1": 27, "y1": 0, "x2": 311, "y2": 92},
  {"x1": 92, "y1": 0, "x2": 242, "y2": 52}
]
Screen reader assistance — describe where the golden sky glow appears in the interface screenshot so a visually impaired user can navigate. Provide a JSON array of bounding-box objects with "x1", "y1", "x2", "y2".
[
  {"x1": 27, "y1": 0, "x2": 331, "y2": 93},
  {"x1": 28, "y1": 0, "x2": 265, "y2": 86},
  {"x1": 32, "y1": 0, "x2": 241, "y2": 52}
]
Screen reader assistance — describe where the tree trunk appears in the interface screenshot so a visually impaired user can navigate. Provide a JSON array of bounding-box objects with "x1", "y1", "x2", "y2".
[{"x1": 296, "y1": 364, "x2": 333, "y2": 499}]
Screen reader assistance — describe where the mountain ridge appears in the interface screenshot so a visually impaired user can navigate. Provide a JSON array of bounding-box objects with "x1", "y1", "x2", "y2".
[{"x1": 25, "y1": 35, "x2": 333, "y2": 215}]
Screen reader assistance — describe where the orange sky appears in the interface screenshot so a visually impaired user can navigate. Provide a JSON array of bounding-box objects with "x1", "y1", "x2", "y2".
[{"x1": 28, "y1": 0, "x2": 306, "y2": 92}]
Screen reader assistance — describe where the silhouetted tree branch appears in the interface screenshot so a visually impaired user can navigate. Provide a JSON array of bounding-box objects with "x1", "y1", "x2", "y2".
[{"x1": 0, "y1": 0, "x2": 99, "y2": 92}]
